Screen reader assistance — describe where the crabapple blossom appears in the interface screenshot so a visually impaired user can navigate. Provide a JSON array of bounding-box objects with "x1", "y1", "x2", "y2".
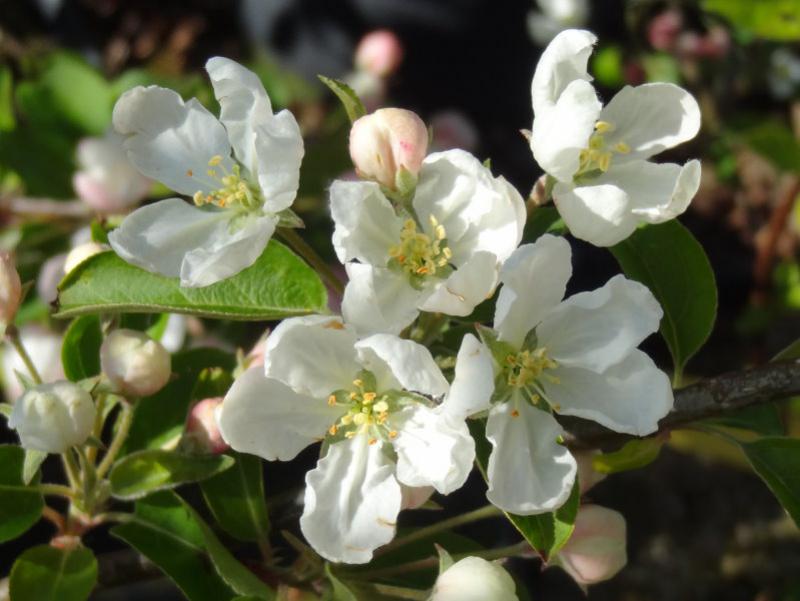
[
  {"x1": 527, "y1": 0, "x2": 589, "y2": 46},
  {"x1": 217, "y1": 315, "x2": 485, "y2": 563},
  {"x1": 430, "y1": 556, "x2": 518, "y2": 601},
  {"x1": 100, "y1": 329, "x2": 171, "y2": 398},
  {"x1": 2, "y1": 325, "x2": 64, "y2": 401},
  {"x1": 108, "y1": 57, "x2": 304, "y2": 287},
  {"x1": 0, "y1": 253, "x2": 21, "y2": 333},
  {"x1": 531, "y1": 29, "x2": 701, "y2": 246},
  {"x1": 73, "y1": 130, "x2": 151, "y2": 213},
  {"x1": 9, "y1": 381, "x2": 95, "y2": 453},
  {"x1": 443, "y1": 235, "x2": 672, "y2": 514},
  {"x1": 332, "y1": 149, "x2": 526, "y2": 334},
  {"x1": 552, "y1": 504, "x2": 627, "y2": 587},
  {"x1": 184, "y1": 397, "x2": 229, "y2": 454},
  {"x1": 349, "y1": 108, "x2": 428, "y2": 191}
]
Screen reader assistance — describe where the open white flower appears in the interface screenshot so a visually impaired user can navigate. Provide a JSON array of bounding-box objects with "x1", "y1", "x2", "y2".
[
  {"x1": 445, "y1": 234, "x2": 673, "y2": 514},
  {"x1": 332, "y1": 149, "x2": 526, "y2": 334},
  {"x1": 109, "y1": 57, "x2": 304, "y2": 287},
  {"x1": 217, "y1": 315, "x2": 484, "y2": 563},
  {"x1": 531, "y1": 29, "x2": 701, "y2": 246}
]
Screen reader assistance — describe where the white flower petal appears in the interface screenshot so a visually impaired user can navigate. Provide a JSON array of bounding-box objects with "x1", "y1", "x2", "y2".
[
  {"x1": 301, "y1": 436, "x2": 402, "y2": 564},
  {"x1": 206, "y1": 57, "x2": 304, "y2": 213},
  {"x1": 355, "y1": 334, "x2": 449, "y2": 397},
  {"x1": 531, "y1": 78, "x2": 602, "y2": 182},
  {"x1": 486, "y1": 401, "x2": 576, "y2": 515},
  {"x1": 341, "y1": 263, "x2": 423, "y2": 335},
  {"x1": 263, "y1": 315, "x2": 360, "y2": 398},
  {"x1": 600, "y1": 83, "x2": 701, "y2": 160},
  {"x1": 542, "y1": 349, "x2": 673, "y2": 435},
  {"x1": 112, "y1": 86, "x2": 233, "y2": 196},
  {"x1": 330, "y1": 180, "x2": 403, "y2": 265},
  {"x1": 552, "y1": 180, "x2": 638, "y2": 247},
  {"x1": 419, "y1": 251, "x2": 499, "y2": 317},
  {"x1": 218, "y1": 368, "x2": 340, "y2": 461},
  {"x1": 393, "y1": 405, "x2": 475, "y2": 494},
  {"x1": 442, "y1": 334, "x2": 494, "y2": 420},
  {"x1": 536, "y1": 274, "x2": 662, "y2": 372},
  {"x1": 531, "y1": 28, "x2": 597, "y2": 114},
  {"x1": 612, "y1": 159, "x2": 701, "y2": 224},
  {"x1": 495, "y1": 235, "x2": 572, "y2": 348}
]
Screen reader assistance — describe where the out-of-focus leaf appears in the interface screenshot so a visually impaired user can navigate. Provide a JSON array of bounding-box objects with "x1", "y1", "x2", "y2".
[
  {"x1": 593, "y1": 438, "x2": 664, "y2": 474},
  {"x1": 9, "y1": 544, "x2": 97, "y2": 601},
  {"x1": 642, "y1": 53, "x2": 681, "y2": 84},
  {"x1": 0, "y1": 445, "x2": 44, "y2": 543},
  {"x1": 592, "y1": 45, "x2": 625, "y2": 88},
  {"x1": 318, "y1": 76, "x2": 366, "y2": 123},
  {"x1": 703, "y1": 0, "x2": 800, "y2": 41},
  {"x1": 0, "y1": 66, "x2": 15, "y2": 131},
  {"x1": 22, "y1": 450, "x2": 47, "y2": 485},
  {"x1": 61, "y1": 315, "x2": 103, "y2": 381},
  {"x1": 742, "y1": 123, "x2": 800, "y2": 172},
  {"x1": 740, "y1": 437, "x2": 800, "y2": 526}
]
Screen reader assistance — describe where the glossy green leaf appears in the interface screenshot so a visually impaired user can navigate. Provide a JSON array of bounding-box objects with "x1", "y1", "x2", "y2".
[
  {"x1": 702, "y1": 0, "x2": 800, "y2": 41},
  {"x1": 593, "y1": 438, "x2": 664, "y2": 474},
  {"x1": 110, "y1": 449, "x2": 234, "y2": 500},
  {"x1": 611, "y1": 221, "x2": 717, "y2": 378},
  {"x1": 468, "y1": 420, "x2": 578, "y2": 560},
  {"x1": 0, "y1": 445, "x2": 44, "y2": 543},
  {"x1": 124, "y1": 348, "x2": 236, "y2": 453},
  {"x1": 740, "y1": 437, "x2": 800, "y2": 526},
  {"x1": 201, "y1": 452, "x2": 270, "y2": 542},
  {"x1": 111, "y1": 492, "x2": 240, "y2": 601},
  {"x1": 61, "y1": 315, "x2": 103, "y2": 381},
  {"x1": 318, "y1": 76, "x2": 366, "y2": 124},
  {"x1": 9, "y1": 544, "x2": 97, "y2": 601},
  {"x1": 54, "y1": 241, "x2": 328, "y2": 320}
]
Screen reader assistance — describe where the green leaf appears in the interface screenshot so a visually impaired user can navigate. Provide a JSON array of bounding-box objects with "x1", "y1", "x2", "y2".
[
  {"x1": 124, "y1": 348, "x2": 236, "y2": 453},
  {"x1": 0, "y1": 65, "x2": 15, "y2": 131},
  {"x1": 54, "y1": 241, "x2": 328, "y2": 320},
  {"x1": 468, "y1": 420, "x2": 578, "y2": 560},
  {"x1": 741, "y1": 122, "x2": 800, "y2": 173},
  {"x1": 610, "y1": 221, "x2": 717, "y2": 378},
  {"x1": 591, "y1": 45, "x2": 625, "y2": 88},
  {"x1": 61, "y1": 315, "x2": 103, "y2": 381},
  {"x1": 592, "y1": 438, "x2": 664, "y2": 474},
  {"x1": 23, "y1": 449, "x2": 48, "y2": 485},
  {"x1": 325, "y1": 564, "x2": 358, "y2": 601},
  {"x1": 0, "y1": 445, "x2": 44, "y2": 543},
  {"x1": 111, "y1": 492, "x2": 240, "y2": 601},
  {"x1": 702, "y1": 0, "x2": 800, "y2": 41},
  {"x1": 110, "y1": 449, "x2": 234, "y2": 500},
  {"x1": 201, "y1": 452, "x2": 270, "y2": 542},
  {"x1": 318, "y1": 75, "x2": 366, "y2": 123},
  {"x1": 10, "y1": 545, "x2": 97, "y2": 601},
  {"x1": 705, "y1": 404, "x2": 785, "y2": 436},
  {"x1": 740, "y1": 437, "x2": 800, "y2": 526}
]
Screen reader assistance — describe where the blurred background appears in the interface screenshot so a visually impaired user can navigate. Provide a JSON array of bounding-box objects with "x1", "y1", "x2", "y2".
[{"x1": 0, "y1": 1, "x2": 799, "y2": 600}]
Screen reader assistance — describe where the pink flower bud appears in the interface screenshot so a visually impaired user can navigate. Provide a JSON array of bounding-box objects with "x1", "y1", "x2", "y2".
[
  {"x1": 647, "y1": 9, "x2": 683, "y2": 51},
  {"x1": 400, "y1": 485, "x2": 434, "y2": 510},
  {"x1": 554, "y1": 504, "x2": 627, "y2": 587},
  {"x1": 349, "y1": 108, "x2": 428, "y2": 190},
  {"x1": 185, "y1": 397, "x2": 229, "y2": 454},
  {"x1": 0, "y1": 253, "x2": 22, "y2": 330},
  {"x1": 100, "y1": 329, "x2": 171, "y2": 398},
  {"x1": 355, "y1": 30, "x2": 404, "y2": 78}
]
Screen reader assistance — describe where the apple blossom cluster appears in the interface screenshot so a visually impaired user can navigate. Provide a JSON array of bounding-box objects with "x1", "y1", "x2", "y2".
[{"x1": 2, "y1": 27, "x2": 702, "y2": 594}]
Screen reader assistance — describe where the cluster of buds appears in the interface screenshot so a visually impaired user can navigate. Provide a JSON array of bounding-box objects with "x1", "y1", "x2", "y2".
[{"x1": 648, "y1": 9, "x2": 730, "y2": 60}]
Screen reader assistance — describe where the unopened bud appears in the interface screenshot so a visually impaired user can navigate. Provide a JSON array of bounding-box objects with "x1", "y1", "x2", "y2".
[
  {"x1": 355, "y1": 30, "x2": 404, "y2": 78},
  {"x1": 8, "y1": 381, "x2": 95, "y2": 453},
  {"x1": 647, "y1": 9, "x2": 683, "y2": 51},
  {"x1": 64, "y1": 242, "x2": 107, "y2": 274},
  {"x1": 100, "y1": 329, "x2": 171, "y2": 398},
  {"x1": 0, "y1": 253, "x2": 22, "y2": 331},
  {"x1": 431, "y1": 556, "x2": 518, "y2": 601},
  {"x1": 400, "y1": 484, "x2": 434, "y2": 510},
  {"x1": 573, "y1": 450, "x2": 606, "y2": 494},
  {"x1": 349, "y1": 108, "x2": 428, "y2": 191},
  {"x1": 184, "y1": 397, "x2": 229, "y2": 454},
  {"x1": 553, "y1": 504, "x2": 627, "y2": 586}
]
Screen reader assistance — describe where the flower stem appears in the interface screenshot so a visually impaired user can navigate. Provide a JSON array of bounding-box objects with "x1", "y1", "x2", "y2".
[
  {"x1": 377, "y1": 504, "x2": 502, "y2": 556},
  {"x1": 96, "y1": 402, "x2": 133, "y2": 478},
  {"x1": 61, "y1": 450, "x2": 81, "y2": 491},
  {"x1": 5, "y1": 325, "x2": 42, "y2": 385},
  {"x1": 86, "y1": 394, "x2": 107, "y2": 465},
  {"x1": 278, "y1": 228, "x2": 345, "y2": 297},
  {"x1": 371, "y1": 584, "x2": 429, "y2": 600},
  {"x1": 38, "y1": 483, "x2": 77, "y2": 499}
]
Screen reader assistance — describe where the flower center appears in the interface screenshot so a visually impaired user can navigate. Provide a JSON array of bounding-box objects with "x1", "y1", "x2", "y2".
[
  {"x1": 326, "y1": 370, "x2": 398, "y2": 445},
  {"x1": 388, "y1": 216, "x2": 453, "y2": 281},
  {"x1": 504, "y1": 348, "x2": 559, "y2": 402},
  {"x1": 193, "y1": 155, "x2": 261, "y2": 210},
  {"x1": 575, "y1": 121, "x2": 630, "y2": 179}
]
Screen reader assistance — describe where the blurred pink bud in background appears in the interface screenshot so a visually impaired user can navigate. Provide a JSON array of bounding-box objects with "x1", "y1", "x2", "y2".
[{"x1": 355, "y1": 30, "x2": 404, "y2": 78}]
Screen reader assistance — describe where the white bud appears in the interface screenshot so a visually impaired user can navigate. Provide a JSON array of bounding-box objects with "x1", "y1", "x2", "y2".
[
  {"x1": 8, "y1": 381, "x2": 95, "y2": 453},
  {"x1": 184, "y1": 397, "x2": 228, "y2": 454},
  {"x1": 355, "y1": 30, "x2": 403, "y2": 78},
  {"x1": 349, "y1": 108, "x2": 428, "y2": 190},
  {"x1": 553, "y1": 504, "x2": 627, "y2": 586},
  {"x1": 64, "y1": 242, "x2": 108, "y2": 274},
  {"x1": 1, "y1": 325, "x2": 65, "y2": 401},
  {"x1": 100, "y1": 329, "x2": 171, "y2": 398},
  {"x1": 0, "y1": 253, "x2": 22, "y2": 331},
  {"x1": 431, "y1": 556, "x2": 518, "y2": 601}
]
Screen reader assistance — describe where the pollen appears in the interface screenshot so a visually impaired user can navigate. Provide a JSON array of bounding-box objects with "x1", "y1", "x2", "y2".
[
  {"x1": 388, "y1": 218, "x2": 452, "y2": 280},
  {"x1": 511, "y1": 409, "x2": 520, "y2": 418},
  {"x1": 192, "y1": 155, "x2": 261, "y2": 210},
  {"x1": 327, "y1": 394, "x2": 337, "y2": 406},
  {"x1": 505, "y1": 347, "x2": 558, "y2": 390},
  {"x1": 575, "y1": 121, "x2": 630, "y2": 179}
]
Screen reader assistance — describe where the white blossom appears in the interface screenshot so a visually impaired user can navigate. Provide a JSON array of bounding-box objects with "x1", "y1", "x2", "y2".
[
  {"x1": 217, "y1": 315, "x2": 484, "y2": 563},
  {"x1": 2, "y1": 325, "x2": 64, "y2": 401},
  {"x1": 108, "y1": 57, "x2": 304, "y2": 287},
  {"x1": 100, "y1": 329, "x2": 171, "y2": 398},
  {"x1": 332, "y1": 149, "x2": 526, "y2": 334},
  {"x1": 430, "y1": 556, "x2": 518, "y2": 601},
  {"x1": 531, "y1": 29, "x2": 701, "y2": 246},
  {"x1": 446, "y1": 235, "x2": 672, "y2": 514},
  {"x1": 527, "y1": 0, "x2": 589, "y2": 46}
]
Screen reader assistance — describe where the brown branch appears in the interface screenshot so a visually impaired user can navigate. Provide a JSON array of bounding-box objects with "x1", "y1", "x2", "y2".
[{"x1": 564, "y1": 359, "x2": 800, "y2": 448}]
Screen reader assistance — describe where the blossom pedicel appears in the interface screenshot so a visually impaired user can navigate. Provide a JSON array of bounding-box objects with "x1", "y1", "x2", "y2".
[{"x1": 100, "y1": 329, "x2": 171, "y2": 398}]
